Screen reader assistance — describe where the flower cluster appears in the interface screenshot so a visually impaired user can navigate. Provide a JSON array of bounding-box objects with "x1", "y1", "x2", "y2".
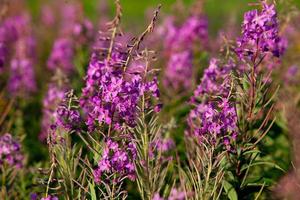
[
  {"x1": 0, "y1": 133, "x2": 23, "y2": 168},
  {"x1": 187, "y1": 59, "x2": 238, "y2": 150},
  {"x1": 192, "y1": 58, "x2": 235, "y2": 99},
  {"x1": 47, "y1": 38, "x2": 74, "y2": 72},
  {"x1": 236, "y1": 2, "x2": 285, "y2": 61},
  {"x1": 160, "y1": 15, "x2": 208, "y2": 91},
  {"x1": 54, "y1": 91, "x2": 81, "y2": 132},
  {"x1": 161, "y1": 16, "x2": 208, "y2": 51},
  {"x1": 39, "y1": 83, "x2": 67, "y2": 141},
  {"x1": 45, "y1": 91, "x2": 81, "y2": 145},
  {"x1": 55, "y1": 103, "x2": 81, "y2": 131},
  {"x1": 163, "y1": 51, "x2": 193, "y2": 91},
  {"x1": 81, "y1": 36, "x2": 159, "y2": 131},
  {"x1": 187, "y1": 99, "x2": 238, "y2": 150},
  {"x1": 0, "y1": 14, "x2": 37, "y2": 95},
  {"x1": 8, "y1": 56, "x2": 36, "y2": 94},
  {"x1": 93, "y1": 138, "x2": 137, "y2": 183}
]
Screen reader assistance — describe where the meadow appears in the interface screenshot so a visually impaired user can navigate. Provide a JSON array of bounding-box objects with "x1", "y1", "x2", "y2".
[{"x1": 0, "y1": 0, "x2": 300, "y2": 199}]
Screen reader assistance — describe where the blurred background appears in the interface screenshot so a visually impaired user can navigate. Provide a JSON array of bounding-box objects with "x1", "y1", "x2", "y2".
[{"x1": 25, "y1": 0, "x2": 300, "y2": 29}]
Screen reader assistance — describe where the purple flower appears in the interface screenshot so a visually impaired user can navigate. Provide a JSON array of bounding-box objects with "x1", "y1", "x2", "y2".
[
  {"x1": 159, "y1": 15, "x2": 208, "y2": 92},
  {"x1": 81, "y1": 35, "x2": 159, "y2": 131},
  {"x1": 152, "y1": 193, "x2": 164, "y2": 200},
  {"x1": 187, "y1": 98, "x2": 238, "y2": 148},
  {"x1": 192, "y1": 58, "x2": 235, "y2": 99},
  {"x1": 0, "y1": 16, "x2": 18, "y2": 44},
  {"x1": 236, "y1": 2, "x2": 284, "y2": 61},
  {"x1": 93, "y1": 138, "x2": 137, "y2": 183},
  {"x1": 154, "y1": 103, "x2": 163, "y2": 113},
  {"x1": 40, "y1": 84, "x2": 67, "y2": 141},
  {"x1": 59, "y1": 3, "x2": 81, "y2": 35},
  {"x1": 160, "y1": 15, "x2": 208, "y2": 51},
  {"x1": 73, "y1": 19, "x2": 94, "y2": 44},
  {"x1": 179, "y1": 16, "x2": 208, "y2": 48},
  {"x1": 0, "y1": 14, "x2": 37, "y2": 96},
  {"x1": 55, "y1": 96, "x2": 81, "y2": 132},
  {"x1": 47, "y1": 38, "x2": 74, "y2": 72},
  {"x1": 187, "y1": 59, "x2": 238, "y2": 150},
  {"x1": 163, "y1": 51, "x2": 193, "y2": 91},
  {"x1": 0, "y1": 133, "x2": 23, "y2": 168},
  {"x1": 152, "y1": 188, "x2": 185, "y2": 200},
  {"x1": 41, "y1": 6, "x2": 55, "y2": 27},
  {"x1": 168, "y1": 188, "x2": 185, "y2": 200},
  {"x1": 41, "y1": 195, "x2": 58, "y2": 200},
  {"x1": 45, "y1": 3, "x2": 94, "y2": 73},
  {"x1": 286, "y1": 65, "x2": 298, "y2": 78},
  {"x1": 284, "y1": 65, "x2": 299, "y2": 84},
  {"x1": 151, "y1": 138, "x2": 175, "y2": 153},
  {"x1": 8, "y1": 57, "x2": 36, "y2": 95},
  {"x1": 30, "y1": 193, "x2": 38, "y2": 200}
]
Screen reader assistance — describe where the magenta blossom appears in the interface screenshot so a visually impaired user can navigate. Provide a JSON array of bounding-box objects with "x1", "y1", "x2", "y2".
[{"x1": 0, "y1": 133, "x2": 23, "y2": 168}]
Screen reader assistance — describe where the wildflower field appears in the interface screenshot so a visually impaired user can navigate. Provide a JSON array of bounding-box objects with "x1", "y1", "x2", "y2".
[{"x1": 1, "y1": 0, "x2": 300, "y2": 199}]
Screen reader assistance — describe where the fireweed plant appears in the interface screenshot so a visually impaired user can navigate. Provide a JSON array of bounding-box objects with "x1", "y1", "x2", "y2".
[
  {"x1": 37, "y1": 1, "x2": 170, "y2": 200},
  {"x1": 230, "y1": 2, "x2": 286, "y2": 198},
  {"x1": 0, "y1": 0, "x2": 296, "y2": 199},
  {"x1": 178, "y1": 1, "x2": 286, "y2": 200}
]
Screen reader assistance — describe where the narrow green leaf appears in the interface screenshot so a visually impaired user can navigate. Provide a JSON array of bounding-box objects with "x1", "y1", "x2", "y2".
[
  {"x1": 223, "y1": 180, "x2": 238, "y2": 200},
  {"x1": 89, "y1": 181, "x2": 97, "y2": 200}
]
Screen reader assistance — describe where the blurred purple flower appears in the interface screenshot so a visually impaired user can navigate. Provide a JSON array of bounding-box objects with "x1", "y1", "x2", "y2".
[
  {"x1": 159, "y1": 15, "x2": 208, "y2": 92},
  {"x1": 284, "y1": 65, "x2": 299, "y2": 84},
  {"x1": 41, "y1": 5, "x2": 55, "y2": 27},
  {"x1": 168, "y1": 188, "x2": 185, "y2": 200},
  {"x1": 47, "y1": 38, "x2": 74, "y2": 72},
  {"x1": 40, "y1": 84, "x2": 67, "y2": 141},
  {"x1": 0, "y1": 133, "x2": 23, "y2": 168},
  {"x1": 41, "y1": 195, "x2": 58, "y2": 200},
  {"x1": 163, "y1": 51, "x2": 193, "y2": 91},
  {"x1": 151, "y1": 138, "x2": 175, "y2": 153},
  {"x1": 160, "y1": 15, "x2": 208, "y2": 51},
  {"x1": 8, "y1": 58, "x2": 36, "y2": 94},
  {"x1": 152, "y1": 193, "x2": 164, "y2": 200},
  {"x1": 30, "y1": 193, "x2": 38, "y2": 200},
  {"x1": 73, "y1": 19, "x2": 94, "y2": 44},
  {"x1": 152, "y1": 188, "x2": 185, "y2": 200},
  {"x1": 286, "y1": 65, "x2": 298, "y2": 78},
  {"x1": 0, "y1": 14, "x2": 37, "y2": 96}
]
